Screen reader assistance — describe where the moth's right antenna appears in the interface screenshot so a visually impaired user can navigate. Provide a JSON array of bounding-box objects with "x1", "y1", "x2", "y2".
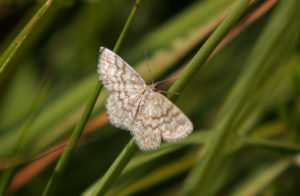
[{"x1": 144, "y1": 51, "x2": 153, "y2": 85}]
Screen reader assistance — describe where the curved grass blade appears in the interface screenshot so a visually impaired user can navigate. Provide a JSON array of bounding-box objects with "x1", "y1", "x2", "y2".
[
  {"x1": 82, "y1": 130, "x2": 209, "y2": 195},
  {"x1": 167, "y1": 0, "x2": 251, "y2": 101},
  {"x1": 108, "y1": 153, "x2": 197, "y2": 196},
  {"x1": 42, "y1": 85, "x2": 103, "y2": 196},
  {"x1": 0, "y1": 0, "x2": 53, "y2": 76},
  {"x1": 0, "y1": 73, "x2": 52, "y2": 195},
  {"x1": 41, "y1": 0, "x2": 141, "y2": 195},
  {"x1": 125, "y1": 0, "x2": 236, "y2": 62},
  {"x1": 243, "y1": 137, "x2": 300, "y2": 153},
  {"x1": 230, "y1": 157, "x2": 294, "y2": 196},
  {"x1": 90, "y1": 0, "x2": 250, "y2": 195},
  {"x1": 180, "y1": 0, "x2": 298, "y2": 195}
]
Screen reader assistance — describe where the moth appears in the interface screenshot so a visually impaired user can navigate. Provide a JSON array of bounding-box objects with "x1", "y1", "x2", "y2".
[{"x1": 97, "y1": 47, "x2": 193, "y2": 150}]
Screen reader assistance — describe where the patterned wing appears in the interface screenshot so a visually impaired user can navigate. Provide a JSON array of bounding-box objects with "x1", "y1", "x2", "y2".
[
  {"x1": 130, "y1": 90, "x2": 162, "y2": 150},
  {"x1": 146, "y1": 91, "x2": 193, "y2": 143},
  {"x1": 130, "y1": 89, "x2": 193, "y2": 150},
  {"x1": 97, "y1": 47, "x2": 146, "y2": 93},
  {"x1": 105, "y1": 92, "x2": 142, "y2": 131}
]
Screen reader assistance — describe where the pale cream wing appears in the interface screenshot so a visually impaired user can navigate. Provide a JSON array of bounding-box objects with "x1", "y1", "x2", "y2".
[
  {"x1": 147, "y1": 91, "x2": 193, "y2": 142},
  {"x1": 130, "y1": 91, "x2": 162, "y2": 151},
  {"x1": 106, "y1": 92, "x2": 142, "y2": 131},
  {"x1": 97, "y1": 47, "x2": 146, "y2": 93}
]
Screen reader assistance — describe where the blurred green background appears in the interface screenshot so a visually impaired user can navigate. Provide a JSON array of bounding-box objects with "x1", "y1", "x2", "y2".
[{"x1": 1, "y1": 0, "x2": 300, "y2": 195}]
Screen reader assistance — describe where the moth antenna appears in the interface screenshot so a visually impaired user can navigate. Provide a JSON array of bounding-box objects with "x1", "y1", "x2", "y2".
[
  {"x1": 159, "y1": 90, "x2": 182, "y2": 95},
  {"x1": 144, "y1": 51, "x2": 153, "y2": 85},
  {"x1": 153, "y1": 78, "x2": 173, "y2": 86}
]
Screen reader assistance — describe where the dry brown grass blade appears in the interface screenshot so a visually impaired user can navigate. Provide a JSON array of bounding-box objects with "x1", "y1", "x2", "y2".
[{"x1": 7, "y1": 113, "x2": 107, "y2": 193}]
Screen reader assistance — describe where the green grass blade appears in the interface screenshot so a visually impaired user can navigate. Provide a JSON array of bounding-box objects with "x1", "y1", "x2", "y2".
[
  {"x1": 242, "y1": 137, "x2": 300, "y2": 153},
  {"x1": 112, "y1": 1, "x2": 140, "y2": 53},
  {"x1": 86, "y1": 2, "x2": 141, "y2": 195},
  {"x1": 180, "y1": 0, "x2": 298, "y2": 195},
  {"x1": 0, "y1": 0, "x2": 52, "y2": 76},
  {"x1": 167, "y1": 0, "x2": 250, "y2": 100},
  {"x1": 230, "y1": 157, "x2": 294, "y2": 196},
  {"x1": 82, "y1": 130, "x2": 209, "y2": 195},
  {"x1": 126, "y1": 0, "x2": 236, "y2": 62},
  {"x1": 41, "y1": 83, "x2": 103, "y2": 196},
  {"x1": 41, "y1": 1, "x2": 140, "y2": 195},
  {"x1": 0, "y1": 75, "x2": 98, "y2": 157},
  {"x1": 108, "y1": 152, "x2": 196, "y2": 196},
  {"x1": 91, "y1": 139, "x2": 138, "y2": 196},
  {"x1": 2, "y1": 0, "x2": 299, "y2": 195},
  {"x1": 0, "y1": 74, "x2": 51, "y2": 195},
  {"x1": 90, "y1": 0, "x2": 250, "y2": 195},
  {"x1": 0, "y1": 0, "x2": 237, "y2": 157}
]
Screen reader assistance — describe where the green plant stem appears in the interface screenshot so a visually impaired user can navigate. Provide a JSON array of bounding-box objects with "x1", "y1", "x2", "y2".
[
  {"x1": 42, "y1": 82, "x2": 103, "y2": 196},
  {"x1": 112, "y1": 0, "x2": 140, "y2": 52},
  {"x1": 0, "y1": 74, "x2": 51, "y2": 195},
  {"x1": 181, "y1": 0, "x2": 296, "y2": 195},
  {"x1": 91, "y1": 0, "x2": 250, "y2": 195},
  {"x1": 41, "y1": 1, "x2": 140, "y2": 196},
  {"x1": 92, "y1": 139, "x2": 138, "y2": 196},
  {"x1": 89, "y1": 1, "x2": 141, "y2": 195},
  {"x1": 168, "y1": 0, "x2": 250, "y2": 101},
  {"x1": 0, "y1": 0, "x2": 52, "y2": 76}
]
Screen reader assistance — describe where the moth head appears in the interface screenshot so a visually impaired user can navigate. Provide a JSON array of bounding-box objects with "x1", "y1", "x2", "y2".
[{"x1": 149, "y1": 83, "x2": 159, "y2": 92}]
